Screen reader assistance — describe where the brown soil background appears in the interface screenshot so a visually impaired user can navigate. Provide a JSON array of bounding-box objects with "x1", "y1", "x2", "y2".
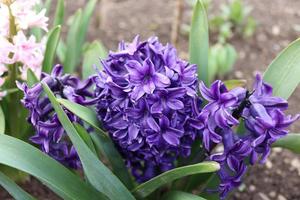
[{"x1": 1, "y1": 0, "x2": 300, "y2": 199}]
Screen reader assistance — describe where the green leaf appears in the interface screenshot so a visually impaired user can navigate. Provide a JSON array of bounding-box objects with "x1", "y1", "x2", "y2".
[
  {"x1": 74, "y1": 123, "x2": 97, "y2": 155},
  {"x1": 42, "y1": 26, "x2": 62, "y2": 73},
  {"x1": 42, "y1": 83, "x2": 135, "y2": 200},
  {"x1": 220, "y1": 44, "x2": 237, "y2": 74},
  {"x1": 189, "y1": 0, "x2": 209, "y2": 85},
  {"x1": 0, "y1": 171, "x2": 36, "y2": 200},
  {"x1": 78, "y1": 0, "x2": 98, "y2": 51},
  {"x1": 82, "y1": 41, "x2": 107, "y2": 79},
  {"x1": 27, "y1": 68, "x2": 39, "y2": 87},
  {"x1": 91, "y1": 132, "x2": 135, "y2": 189},
  {"x1": 243, "y1": 16, "x2": 256, "y2": 38},
  {"x1": 263, "y1": 38, "x2": 300, "y2": 99},
  {"x1": 57, "y1": 98, "x2": 103, "y2": 134},
  {"x1": 199, "y1": 174, "x2": 219, "y2": 200},
  {"x1": 208, "y1": 45, "x2": 219, "y2": 82},
  {"x1": 132, "y1": 161, "x2": 220, "y2": 198},
  {"x1": 224, "y1": 79, "x2": 246, "y2": 90},
  {"x1": 0, "y1": 105, "x2": 5, "y2": 134},
  {"x1": 57, "y1": 98, "x2": 134, "y2": 189},
  {"x1": 57, "y1": 40, "x2": 66, "y2": 63},
  {"x1": 0, "y1": 134, "x2": 106, "y2": 200},
  {"x1": 53, "y1": 0, "x2": 65, "y2": 26},
  {"x1": 64, "y1": 10, "x2": 83, "y2": 73},
  {"x1": 44, "y1": 0, "x2": 52, "y2": 15},
  {"x1": 272, "y1": 133, "x2": 300, "y2": 153},
  {"x1": 163, "y1": 191, "x2": 206, "y2": 200}
]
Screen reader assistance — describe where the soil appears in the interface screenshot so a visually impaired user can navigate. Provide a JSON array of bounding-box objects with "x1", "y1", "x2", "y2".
[{"x1": 1, "y1": 0, "x2": 300, "y2": 199}]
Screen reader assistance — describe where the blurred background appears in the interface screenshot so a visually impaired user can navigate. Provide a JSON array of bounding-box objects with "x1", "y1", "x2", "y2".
[{"x1": 2, "y1": 0, "x2": 300, "y2": 199}]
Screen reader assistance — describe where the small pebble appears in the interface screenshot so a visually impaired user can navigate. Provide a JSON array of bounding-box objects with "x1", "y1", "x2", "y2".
[
  {"x1": 234, "y1": 70, "x2": 244, "y2": 79},
  {"x1": 259, "y1": 192, "x2": 271, "y2": 200},
  {"x1": 273, "y1": 148, "x2": 283, "y2": 153},
  {"x1": 269, "y1": 191, "x2": 276, "y2": 198},
  {"x1": 272, "y1": 25, "x2": 281, "y2": 36},
  {"x1": 278, "y1": 194, "x2": 287, "y2": 200},
  {"x1": 249, "y1": 185, "x2": 256, "y2": 192},
  {"x1": 266, "y1": 160, "x2": 273, "y2": 169}
]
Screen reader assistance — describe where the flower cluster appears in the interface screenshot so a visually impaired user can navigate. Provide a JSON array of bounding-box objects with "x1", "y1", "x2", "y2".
[
  {"x1": 18, "y1": 65, "x2": 96, "y2": 168},
  {"x1": 0, "y1": 0, "x2": 48, "y2": 99},
  {"x1": 93, "y1": 36, "x2": 201, "y2": 182},
  {"x1": 195, "y1": 74, "x2": 299, "y2": 199}
]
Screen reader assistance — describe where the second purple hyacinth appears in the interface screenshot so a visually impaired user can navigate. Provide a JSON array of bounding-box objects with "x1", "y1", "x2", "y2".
[{"x1": 195, "y1": 74, "x2": 299, "y2": 199}]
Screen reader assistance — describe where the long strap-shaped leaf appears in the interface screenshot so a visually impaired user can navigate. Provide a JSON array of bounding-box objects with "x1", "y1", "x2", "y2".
[
  {"x1": 272, "y1": 133, "x2": 300, "y2": 153},
  {"x1": 53, "y1": 0, "x2": 64, "y2": 26},
  {"x1": 57, "y1": 98, "x2": 134, "y2": 189},
  {"x1": 78, "y1": 0, "x2": 97, "y2": 49},
  {"x1": 0, "y1": 171, "x2": 36, "y2": 200},
  {"x1": 132, "y1": 161, "x2": 219, "y2": 198},
  {"x1": 82, "y1": 40, "x2": 107, "y2": 79},
  {"x1": 163, "y1": 191, "x2": 206, "y2": 200},
  {"x1": 42, "y1": 83, "x2": 135, "y2": 200},
  {"x1": 0, "y1": 134, "x2": 106, "y2": 200},
  {"x1": 42, "y1": 26, "x2": 62, "y2": 73},
  {"x1": 0, "y1": 105, "x2": 4, "y2": 134},
  {"x1": 64, "y1": 10, "x2": 82, "y2": 73},
  {"x1": 263, "y1": 38, "x2": 300, "y2": 100},
  {"x1": 189, "y1": 0, "x2": 209, "y2": 85}
]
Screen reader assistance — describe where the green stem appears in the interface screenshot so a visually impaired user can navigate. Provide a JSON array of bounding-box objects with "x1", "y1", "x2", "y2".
[
  {"x1": 7, "y1": 5, "x2": 20, "y2": 137},
  {"x1": 7, "y1": 63, "x2": 20, "y2": 137}
]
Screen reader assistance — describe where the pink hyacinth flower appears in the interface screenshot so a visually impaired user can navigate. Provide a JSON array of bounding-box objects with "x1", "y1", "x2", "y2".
[
  {"x1": 10, "y1": 0, "x2": 48, "y2": 32},
  {"x1": 12, "y1": 31, "x2": 44, "y2": 79}
]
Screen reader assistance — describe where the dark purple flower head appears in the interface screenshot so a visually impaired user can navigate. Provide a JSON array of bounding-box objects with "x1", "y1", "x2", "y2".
[
  {"x1": 194, "y1": 74, "x2": 299, "y2": 199},
  {"x1": 93, "y1": 36, "x2": 201, "y2": 182},
  {"x1": 18, "y1": 65, "x2": 96, "y2": 169}
]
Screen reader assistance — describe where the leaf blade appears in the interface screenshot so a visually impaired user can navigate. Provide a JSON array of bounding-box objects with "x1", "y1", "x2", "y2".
[
  {"x1": 27, "y1": 68, "x2": 39, "y2": 87},
  {"x1": 0, "y1": 171, "x2": 36, "y2": 200},
  {"x1": 132, "y1": 161, "x2": 220, "y2": 198},
  {"x1": 0, "y1": 134, "x2": 106, "y2": 200},
  {"x1": 189, "y1": 0, "x2": 209, "y2": 85},
  {"x1": 272, "y1": 133, "x2": 300, "y2": 153},
  {"x1": 42, "y1": 26, "x2": 62, "y2": 73},
  {"x1": 64, "y1": 10, "x2": 82, "y2": 73},
  {"x1": 224, "y1": 79, "x2": 247, "y2": 90},
  {"x1": 0, "y1": 105, "x2": 5, "y2": 134},
  {"x1": 263, "y1": 38, "x2": 300, "y2": 99},
  {"x1": 82, "y1": 40, "x2": 107, "y2": 79},
  {"x1": 53, "y1": 0, "x2": 65, "y2": 26},
  {"x1": 163, "y1": 191, "x2": 206, "y2": 200}
]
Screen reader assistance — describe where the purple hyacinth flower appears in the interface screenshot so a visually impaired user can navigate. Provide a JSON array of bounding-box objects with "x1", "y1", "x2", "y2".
[
  {"x1": 93, "y1": 36, "x2": 201, "y2": 182},
  {"x1": 18, "y1": 65, "x2": 96, "y2": 169},
  {"x1": 200, "y1": 74, "x2": 299, "y2": 199}
]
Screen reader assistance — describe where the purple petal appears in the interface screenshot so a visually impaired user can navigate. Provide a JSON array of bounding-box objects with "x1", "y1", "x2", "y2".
[
  {"x1": 163, "y1": 132, "x2": 180, "y2": 146},
  {"x1": 128, "y1": 125, "x2": 139, "y2": 141},
  {"x1": 146, "y1": 116, "x2": 160, "y2": 132},
  {"x1": 154, "y1": 73, "x2": 170, "y2": 88},
  {"x1": 167, "y1": 99, "x2": 184, "y2": 110},
  {"x1": 143, "y1": 80, "x2": 155, "y2": 94}
]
